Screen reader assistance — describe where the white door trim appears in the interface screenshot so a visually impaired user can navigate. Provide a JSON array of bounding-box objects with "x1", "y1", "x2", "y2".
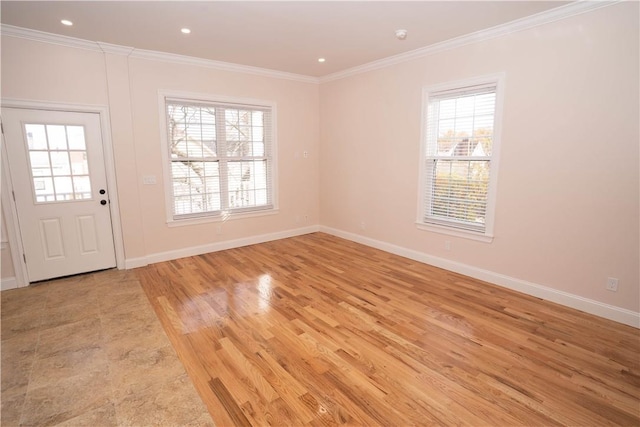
[
  {"x1": 1, "y1": 98, "x2": 125, "y2": 286},
  {"x1": 1, "y1": 140, "x2": 27, "y2": 287}
]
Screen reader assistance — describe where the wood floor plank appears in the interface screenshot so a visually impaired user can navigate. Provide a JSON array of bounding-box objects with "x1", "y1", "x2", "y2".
[{"x1": 137, "y1": 232, "x2": 640, "y2": 426}]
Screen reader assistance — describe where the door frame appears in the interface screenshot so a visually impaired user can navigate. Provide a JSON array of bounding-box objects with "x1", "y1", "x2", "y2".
[{"x1": 1, "y1": 98, "x2": 126, "y2": 287}]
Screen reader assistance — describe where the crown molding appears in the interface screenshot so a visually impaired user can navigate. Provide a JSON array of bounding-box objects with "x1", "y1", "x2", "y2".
[
  {"x1": 1, "y1": 1, "x2": 619, "y2": 85},
  {"x1": 0, "y1": 24, "x2": 319, "y2": 85},
  {"x1": 1, "y1": 24, "x2": 102, "y2": 53},
  {"x1": 320, "y1": 0, "x2": 621, "y2": 83},
  {"x1": 97, "y1": 41, "x2": 135, "y2": 56}
]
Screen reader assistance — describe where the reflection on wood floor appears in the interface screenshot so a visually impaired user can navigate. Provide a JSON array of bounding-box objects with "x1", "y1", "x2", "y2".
[{"x1": 137, "y1": 232, "x2": 640, "y2": 426}]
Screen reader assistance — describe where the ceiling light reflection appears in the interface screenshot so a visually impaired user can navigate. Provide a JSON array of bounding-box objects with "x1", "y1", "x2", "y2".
[{"x1": 258, "y1": 274, "x2": 272, "y2": 313}]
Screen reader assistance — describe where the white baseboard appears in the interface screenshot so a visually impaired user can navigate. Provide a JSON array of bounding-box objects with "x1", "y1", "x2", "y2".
[
  {"x1": 1, "y1": 276, "x2": 18, "y2": 291},
  {"x1": 320, "y1": 226, "x2": 640, "y2": 328},
  {"x1": 125, "y1": 225, "x2": 321, "y2": 270},
  {"x1": 122, "y1": 224, "x2": 638, "y2": 328}
]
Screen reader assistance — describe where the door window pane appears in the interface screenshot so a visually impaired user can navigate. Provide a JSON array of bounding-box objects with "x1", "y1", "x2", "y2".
[
  {"x1": 25, "y1": 123, "x2": 93, "y2": 203},
  {"x1": 29, "y1": 151, "x2": 51, "y2": 176},
  {"x1": 25, "y1": 124, "x2": 48, "y2": 149},
  {"x1": 67, "y1": 126, "x2": 86, "y2": 149},
  {"x1": 54, "y1": 176, "x2": 73, "y2": 201},
  {"x1": 47, "y1": 125, "x2": 67, "y2": 150},
  {"x1": 73, "y1": 176, "x2": 92, "y2": 198},
  {"x1": 70, "y1": 151, "x2": 89, "y2": 175},
  {"x1": 34, "y1": 177, "x2": 54, "y2": 202},
  {"x1": 50, "y1": 152, "x2": 71, "y2": 175}
]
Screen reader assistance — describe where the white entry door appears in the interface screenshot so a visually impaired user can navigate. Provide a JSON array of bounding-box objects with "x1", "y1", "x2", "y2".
[{"x1": 2, "y1": 108, "x2": 116, "y2": 282}]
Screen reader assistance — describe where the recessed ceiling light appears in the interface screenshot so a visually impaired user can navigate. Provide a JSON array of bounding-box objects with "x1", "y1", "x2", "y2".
[
  {"x1": 61, "y1": 19, "x2": 73, "y2": 26},
  {"x1": 181, "y1": 28, "x2": 191, "y2": 34},
  {"x1": 318, "y1": 58, "x2": 326, "y2": 63}
]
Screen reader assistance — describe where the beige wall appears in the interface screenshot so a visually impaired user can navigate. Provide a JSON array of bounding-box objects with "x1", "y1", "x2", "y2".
[
  {"x1": 0, "y1": 38, "x2": 109, "y2": 104},
  {"x1": 127, "y1": 58, "x2": 320, "y2": 255},
  {"x1": 320, "y1": 2, "x2": 639, "y2": 312},
  {"x1": 1, "y1": 36, "x2": 320, "y2": 264},
  {"x1": 1, "y1": 3, "x2": 637, "y2": 317}
]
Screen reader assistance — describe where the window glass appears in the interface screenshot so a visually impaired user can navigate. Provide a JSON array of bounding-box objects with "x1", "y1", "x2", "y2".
[
  {"x1": 419, "y1": 78, "x2": 502, "y2": 237},
  {"x1": 166, "y1": 99, "x2": 273, "y2": 220},
  {"x1": 25, "y1": 124, "x2": 93, "y2": 203}
]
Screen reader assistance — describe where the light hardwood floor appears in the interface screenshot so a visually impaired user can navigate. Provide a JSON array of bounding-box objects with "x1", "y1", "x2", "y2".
[{"x1": 137, "y1": 232, "x2": 640, "y2": 426}]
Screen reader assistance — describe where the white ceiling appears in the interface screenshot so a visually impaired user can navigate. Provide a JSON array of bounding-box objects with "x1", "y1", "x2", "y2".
[{"x1": 1, "y1": 1, "x2": 571, "y2": 78}]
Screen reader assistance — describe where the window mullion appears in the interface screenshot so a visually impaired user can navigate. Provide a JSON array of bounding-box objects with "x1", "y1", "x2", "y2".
[{"x1": 216, "y1": 108, "x2": 229, "y2": 211}]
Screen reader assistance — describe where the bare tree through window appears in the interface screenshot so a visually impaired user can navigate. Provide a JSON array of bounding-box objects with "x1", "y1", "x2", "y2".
[{"x1": 166, "y1": 100, "x2": 272, "y2": 219}]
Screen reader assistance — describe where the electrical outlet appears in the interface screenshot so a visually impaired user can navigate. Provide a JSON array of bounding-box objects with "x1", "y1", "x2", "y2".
[
  {"x1": 606, "y1": 277, "x2": 618, "y2": 292},
  {"x1": 360, "y1": 221, "x2": 366, "y2": 230},
  {"x1": 303, "y1": 150, "x2": 309, "y2": 158},
  {"x1": 444, "y1": 241, "x2": 451, "y2": 251}
]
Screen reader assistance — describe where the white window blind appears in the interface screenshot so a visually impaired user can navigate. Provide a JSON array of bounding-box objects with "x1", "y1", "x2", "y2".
[
  {"x1": 421, "y1": 80, "x2": 500, "y2": 234},
  {"x1": 165, "y1": 98, "x2": 274, "y2": 220}
]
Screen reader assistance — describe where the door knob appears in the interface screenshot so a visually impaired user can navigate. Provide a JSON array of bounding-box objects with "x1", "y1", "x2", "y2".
[
  {"x1": 99, "y1": 189, "x2": 106, "y2": 195},
  {"x1": 100, "y1": 200, "x2": 107, "y2": 205}
]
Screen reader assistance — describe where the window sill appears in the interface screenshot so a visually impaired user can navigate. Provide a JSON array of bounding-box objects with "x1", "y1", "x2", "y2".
[
  {"x1": 415, "y1": 222, "x2": 494, "y2": 243},
  {"x1": 168, "y1": 208, "x2": 279, "y2": 228}
]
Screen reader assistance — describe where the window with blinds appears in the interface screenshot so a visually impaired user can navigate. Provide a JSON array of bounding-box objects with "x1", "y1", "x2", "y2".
[
  {"x1": 419, "y1": 76, "x2": 503, "y2": 238},
  {"x1": 165, "y1": 97, "x2": 274, "y2": 220}
]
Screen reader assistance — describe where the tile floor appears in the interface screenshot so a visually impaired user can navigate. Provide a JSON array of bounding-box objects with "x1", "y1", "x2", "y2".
[{"x1": 1, "y1": 269, "x2": 214, "y2": 426}]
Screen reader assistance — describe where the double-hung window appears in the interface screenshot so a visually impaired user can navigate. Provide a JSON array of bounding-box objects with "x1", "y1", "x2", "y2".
[
  {"x1": 418, "y1": 75, "x2": 504, "y2": 240},
  {"x1": 162, "y1": 94, "x2": 275, "y2": 222}
]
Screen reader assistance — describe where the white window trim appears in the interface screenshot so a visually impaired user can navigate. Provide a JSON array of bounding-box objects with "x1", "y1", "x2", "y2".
[
  {"x1": 416, "y1": 73, "x2": 505, "y2": 242},
  {"x1": 158, "y1": 90, "x2": 278, "y2": 226},
  {"x1": 166, "y1": 207, "x2": 279, "y2": 228}
]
